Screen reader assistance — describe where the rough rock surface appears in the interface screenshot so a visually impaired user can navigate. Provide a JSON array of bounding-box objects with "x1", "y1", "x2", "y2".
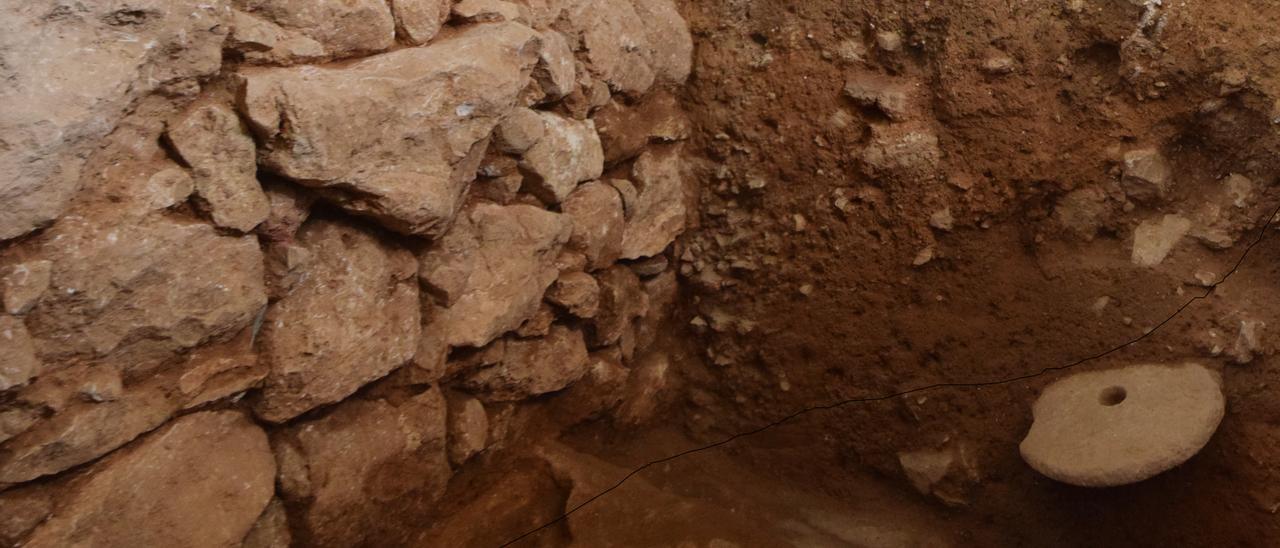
[
  {"x1": 594, "y1": 92, "x2": 691, "y2": 166},
  {"x1": 630, "y1": 0, "x2": 694, "y2": 85},
  {"x1": 495, "y1": 108, "x2": 547, "y2": 154},
  {"x1": 239, "y1": 22, "x2": 541, "y2": 237},
  {"x1": 534, "y1": 30, "x2": 577, "y2": 99},
  {"x1": 547, "y1": 271, "x2": 602, "y2": 318},
  {"x1": 0, "y1": 2, "x2": 696, "y2": 546},
  {"x1": 256, "y1": 220, "x2": 420, "y2": 422},
  {"x1": 618, "y1": 148, "x2": 688, "y2": 259},
  {"x1": 1020, "y1": 363, "x2": 1225, "y2": 487},
  {"x1": 16, "y1": 215, "x2": 266, "y2": 370},
  {"x1": 461, "y1": 325, "x2": 591, "y2": 401},
  {"x1": 590, "y1": 266, "x2": 649, "y2": 348},
  {"x1": 555, "y1": 0, "x2": 657, "y2": 96},
  {"x1": 176, "y1": 333, "x2": 264, "y2": 411},
  {"x1": 1122, "y1": 148, "x2": 1173, "y2": 202},
  {"x1": 274, "y1": 389, "x2": 449, "y2": 546},
  {"x1": 1, "y1": 261, "x2": 52, "y2": 316},
  {"x1": 18, "y1": 411, "x2": 274, "y2": 547},
  {"x1": 563, "y1": 182, "x2": 627, "y2": 270},
  {"x1": 391, "y1": 0, "x2": 451, "y2": 45},
  {"x1": 0, "y1": 317, "x2": 40, "y2": 392},
  {"x1": 453, "y1": 0, "x2": 522, "y2": 23},
  {"x1": 167, "y1": 102, "x2": 270, "y2": 232},
  {"x1": 445, "y1": 392, "x2": 489, "y2": 466},
  {"x1": 861, "y1": 123, "x2": 941, "y2": 180},
  {"x1": 1132, "y1": 214, "x2": 1192, "y2": 267},
  {"x1": 636, "y1": 269, "x2": 677, "y2": 350},
  {"x1": 233, "y1": 0, "x2": 396, "y2": 59},
  {"x1": 414, "y1": 457, "x2": 567, "y2": 547},
  {"x1": 1054, "y1": 187, "x2": 1114, "y2": 240},
  {"x1": 227, "y1": 8, "x2": 323, "y2": 64},
  {"x1": 518, "y1": 112, "x2": 605, "y2": 204},
  {"x1": 421, "y1": 204, "x2": 571, "y2": 348},
  {"x1": 844, "y1": 72, "x2": 917, "y2": 121},
  {"x1": 552, "y1": 352, "x2": 631, "y2": 423},
  {"x1": 0, "y1": 0, "x2": 229, "y2": 240},
  {"x1": 615, "y1": 352, "x2": 670, "y2": 424},
  {"x1": 257, "y1": 183, "x2": 315, "y2": 243},
  {"x1": 0, "y1": 368, "x2": 186, "y2": 484},
  {"x1": 898, "y1": 441, "x2": 980, "y2": 507},
  {"x1": 241, "y1": 498, "x2": 291, "y2": 548}
]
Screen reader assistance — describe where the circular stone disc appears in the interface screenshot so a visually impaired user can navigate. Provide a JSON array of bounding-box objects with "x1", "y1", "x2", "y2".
[{"x1": 1019, "y1": 362, "x2": 1224, "y2": 487}]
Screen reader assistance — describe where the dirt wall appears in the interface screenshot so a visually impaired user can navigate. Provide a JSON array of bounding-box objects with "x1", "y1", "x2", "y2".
[{"x1": 676, "y1": 0, "x2": 1280, "y2": 545}]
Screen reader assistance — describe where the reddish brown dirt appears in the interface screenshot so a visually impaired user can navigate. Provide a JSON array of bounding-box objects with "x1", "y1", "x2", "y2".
[{"x1": 662, "y1": 0, "x2": 1280, "y2": 545}]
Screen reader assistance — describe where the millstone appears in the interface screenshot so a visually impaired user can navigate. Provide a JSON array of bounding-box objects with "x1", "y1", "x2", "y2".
[{"x1": 1019, "y1": 362, "x2": 1225, "y2": 487}]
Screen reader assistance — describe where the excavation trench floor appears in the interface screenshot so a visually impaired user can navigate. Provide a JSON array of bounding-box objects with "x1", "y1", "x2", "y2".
[{"x1": 516, "y1": 427, "x2": 969, "y2": 547}]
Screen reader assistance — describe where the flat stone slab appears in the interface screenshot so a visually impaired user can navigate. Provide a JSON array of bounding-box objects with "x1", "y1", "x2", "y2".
[{"x1": 1020, "y1": 362, "x2": 1224, "y2": 487}]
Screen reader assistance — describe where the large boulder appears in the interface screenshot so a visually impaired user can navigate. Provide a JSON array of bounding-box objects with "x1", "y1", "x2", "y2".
[
  {"x1": 390, "y1": 0, "x2": 452, "y2": 46},
  {"x1": 14, "y1": 411, "x2": 275, "y2": 548},
  {"x1": 13, "y1": 214, "x2": 266, "y2": 372},
  {"x1": 511, "y1": 111, "x2": 604, "y2": 204},
  {"x1": 616, "y1": 147, "x2": 688, "y2": 259},
  {"x1": 226, "y1": 9, "x2": 326, "y2": 66},
  {"x1": 629, "y1": 0, "x2": 693, "y2": 85},
  {"x1": 274, "y1": 389, "x2": 450, "y2": 546},
  {"x1": 555, "y1": 0, "x2": 656, "y2": 96},
  {"x1": 241, "y1": 498, "x2": 291, "y2": 548},
  {"x1": 533, "y1": 30, "x2": 577, "y2": 99},
  {"x1": 547, "y1": 271, "x2": 602, "y2": 318},
  {"x1": 461, "y1": 325, "x2": 592, "y2": 401},
  {"x1": 420, "y1": 204, "x2": 571, "y2": 348},
  {"x1": 0, "y1": 0, "x2": 230, "y2": 241},
  {"x1": 562, "y1": 182, "x2": 627, "y2": 270},
  {"x1": 0, "y1": 366, "x2": 183, "y2": 484},
  {"x1": 255, "y1": 220, "x2": 420, "y2": 422},
  {"x1": 166, "y1": 102, "x2": 270, "y2": 232},
  {"x1": 232, "y1": 0, "x2": 395, "y2": 59},
  {"x1": 238, "y1": 22, "x2": 542, "y2": 238}
]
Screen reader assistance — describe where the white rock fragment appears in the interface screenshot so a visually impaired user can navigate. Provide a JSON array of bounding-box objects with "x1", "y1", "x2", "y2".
[
  {"x1": 844, "y1": 72, "x2": 915, "y2": 121},
  {"x1": 1224, "y1": 174, "x2": 1253, "y2": 208},
  {"x1": 876, "y1": 31, "x2": 903, "y2": 52},
  {"x1": 898, "y1": 441, "x2": 979, "y2": 507},
  {"x1": 929, "y1": 208, "x2": 955, "y2": 231},
  {"x1": 1121, "y1": 148, "x2": 1173, "y2": 202},
  {"x1": 913, "y1": 247, "x2": 935, "y2": 266},
  {"x1": 0, "y1": 316, "x2": 41, "y2": 391},
  {"x1": 980, "y1": 55, "x2": 1016, "y2": 75},
  {"x1": 1230, "y1": 319, "x2": 1265, "y2": 365},
  {"x1": 2, "y1": 260, "x2": 53, "y2": 315},
  {"x1": 1131, "y1": 214, "x2": 1192, "y2": 267}
]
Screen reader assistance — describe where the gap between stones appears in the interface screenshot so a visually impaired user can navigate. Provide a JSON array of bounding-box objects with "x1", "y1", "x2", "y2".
[{"x1": 499, "y1": 199, "x2": 1280, "y2": 547}]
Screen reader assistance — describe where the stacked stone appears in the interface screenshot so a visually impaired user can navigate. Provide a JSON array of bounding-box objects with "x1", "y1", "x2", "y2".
[{"x1": 0, "y1": 0, "x2": 692, "y2": 545}]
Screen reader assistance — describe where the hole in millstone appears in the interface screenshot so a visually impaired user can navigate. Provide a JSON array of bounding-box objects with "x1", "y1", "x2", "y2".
[{"x1": 1099, "y1": 386, "x2": 1128, "y2": 406}]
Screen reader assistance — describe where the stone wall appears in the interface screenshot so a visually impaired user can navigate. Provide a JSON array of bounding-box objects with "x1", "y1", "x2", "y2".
[{"x1": 0, "y1": 1, "x2": 693, "y2": 545}]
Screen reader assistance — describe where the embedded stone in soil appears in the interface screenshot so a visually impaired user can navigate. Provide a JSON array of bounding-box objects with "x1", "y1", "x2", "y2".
[{"x1": 1019, "y1": 363, "x2": 1225, "y2": 487}]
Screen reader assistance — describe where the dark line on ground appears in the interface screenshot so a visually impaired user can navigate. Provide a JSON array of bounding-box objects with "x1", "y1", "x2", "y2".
[{"x1": 499, "y1": 201, "x2": 1280, "y2": 547}]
